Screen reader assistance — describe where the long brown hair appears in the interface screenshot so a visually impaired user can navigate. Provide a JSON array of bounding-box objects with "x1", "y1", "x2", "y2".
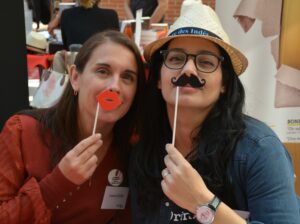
[{"x1": 21, "y1": 30, "x2": 146, "y2": 166}]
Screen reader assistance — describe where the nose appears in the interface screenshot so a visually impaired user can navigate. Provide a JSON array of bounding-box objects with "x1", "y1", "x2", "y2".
[
  {"x1": 108, "y1": 76, "x2": 121, "y2": 94},
  {"x1": 181, "y1": 56, "x2": 197, "y2": 76}
]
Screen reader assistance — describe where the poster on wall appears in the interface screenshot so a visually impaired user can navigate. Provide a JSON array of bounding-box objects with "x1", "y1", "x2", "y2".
[{"x1": 215, "y1": 0, "x2": 300, "y2": 142}]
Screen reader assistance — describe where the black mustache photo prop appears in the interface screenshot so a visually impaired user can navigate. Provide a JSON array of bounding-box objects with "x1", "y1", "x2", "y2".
[{"x1": 171, "y1": 74, "x2": 206, "y2": 88}]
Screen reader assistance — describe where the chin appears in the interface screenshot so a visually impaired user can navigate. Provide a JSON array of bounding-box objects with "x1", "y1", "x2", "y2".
[{"x1": 100, "y1": 111, "x2": 127, "y2": 123}]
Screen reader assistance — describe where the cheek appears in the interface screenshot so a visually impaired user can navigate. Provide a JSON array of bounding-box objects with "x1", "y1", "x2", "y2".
[
  {"x1": 160, "y1": 81, "x2": 175, "y2": 104},
  {"x1": 124, "y1": 84, "x2": 138, "y2": 104},
  {"x1": 204, "y1": 77, "x2": 224, "y2": 100},
  {"x1": 160, "y1": 67, "x2": 173, "y2": 92}
]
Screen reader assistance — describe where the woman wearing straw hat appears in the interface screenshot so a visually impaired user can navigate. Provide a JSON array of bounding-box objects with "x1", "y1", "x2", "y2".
[{"x1": 129, "y1": 0, "x2": 300, "y2": 223}]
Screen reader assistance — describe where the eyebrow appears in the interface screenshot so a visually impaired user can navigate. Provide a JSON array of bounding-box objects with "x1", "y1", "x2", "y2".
[
  {"x1": 169, "y1": 48, "x2": 220, "y2": 56},
  {"x1": 95, "y1": 63, "x2": 137, "y2": 76},
  {"x1": 124, "y1": 69, "x2": 137, "y2": 76}
]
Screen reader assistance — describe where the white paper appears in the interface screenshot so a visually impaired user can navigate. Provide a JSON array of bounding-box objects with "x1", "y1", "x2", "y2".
[{"x1": 101, "y1": 186, "x2": 129, "y2": 210}]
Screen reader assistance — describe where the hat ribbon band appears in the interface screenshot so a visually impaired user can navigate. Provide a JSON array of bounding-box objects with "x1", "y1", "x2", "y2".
[{"x1": 169, "y1": 27, "x2": 222, "y2": 40}]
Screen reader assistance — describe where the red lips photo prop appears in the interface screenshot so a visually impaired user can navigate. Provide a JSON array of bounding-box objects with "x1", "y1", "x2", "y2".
[{"x1": 96, "y1": 90, "x2": 121, "y2": 111}]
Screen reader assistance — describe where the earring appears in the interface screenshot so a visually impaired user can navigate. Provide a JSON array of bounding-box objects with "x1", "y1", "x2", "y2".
[{"x1": 74, "y1": 90, "x2": 78, "y2": 96}]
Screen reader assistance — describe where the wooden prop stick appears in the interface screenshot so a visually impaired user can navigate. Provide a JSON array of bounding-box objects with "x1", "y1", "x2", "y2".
[
  {"x1": 172, "y1": 86, "x2": 179, "y2": 146},
  {"x1": 92, "y1": 90, "x2": 122, "y2": 135},
  {"x1": 92, "y1": 103, "x2": 99, "y2": 135}
]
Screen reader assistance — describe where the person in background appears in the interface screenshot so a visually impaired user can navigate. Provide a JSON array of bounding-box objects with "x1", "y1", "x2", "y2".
[
  {"x1": 60, "y1": 0, "x2": 119, "y2": 49},
  {"x1": 124, "y1": 0, "x2": 168, "y2": 24},
  {"x1": 129, "y1": 0, "x2": 300, "y2": 223},
  {"x1": 47, "y1": 0, "x2": 74, "y2": 34},
  {"x1": 0, "y1": 30, "x2": 146, "y2": 223}
]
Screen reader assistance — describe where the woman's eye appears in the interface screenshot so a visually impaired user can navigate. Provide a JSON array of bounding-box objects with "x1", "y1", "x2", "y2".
[
  {"x1": 167, "y1": 56, "x2": 184, "y2": 66},
  {"x1": 122, "y1": 73, "x2": 135, "y2": 83},
  {"x1": 96, "y1": 68, "x2": 110, "y2": 76},
  {"x1": 200, "y1": 60, "x2": 214, "y2": 66},
  {"x1": 169, "y1": 56, "x2": 183, "y2": 62}
]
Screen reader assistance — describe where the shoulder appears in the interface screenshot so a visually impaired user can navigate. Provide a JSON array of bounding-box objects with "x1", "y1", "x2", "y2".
[
  {"x1": 99, "y1": 8, "x2": 118, "y2": 15},
  {"x1": 233, "y1": 115, "x2": 291, "y2": 167},
  {"x1": 3, "y1": 114, "x2": 38, "y2": 132},
  {"x1": 233, "y1": 116, "x2": 293, "y2": 175},
  {"x1": 62, "y1": 6, "x2": 81, "y2": 14},
  {"x1": 237, "y1": 116, "x2": 284, "y2": 153},
  {"x1": 1, "y1": 115, "x2": 41, "y2": 154},
  {"x1": 243, "y1": 116, "x2": 276, "y2": 138},
  {"x1": 61, "y1": 7, "x2": 81, "y2": 18}
]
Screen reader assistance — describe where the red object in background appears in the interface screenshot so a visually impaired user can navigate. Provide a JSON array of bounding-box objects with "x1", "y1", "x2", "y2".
[{"x1": 27, "y1": 54, "x2": 53, "y2": 79}]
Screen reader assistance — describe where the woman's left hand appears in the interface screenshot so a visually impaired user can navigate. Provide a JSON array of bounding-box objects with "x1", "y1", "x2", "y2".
[{"x1": 161, "y1": 144, "x2": 214, "y2": 214}]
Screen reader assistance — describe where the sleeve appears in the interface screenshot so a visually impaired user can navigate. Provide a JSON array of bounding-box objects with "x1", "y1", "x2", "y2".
[
  {"x1": 0, "y1": 116, "x2": 51, "y2": 224},
  {"x1": 244, "y1": 136, "x2": 300, "y2": 223}
]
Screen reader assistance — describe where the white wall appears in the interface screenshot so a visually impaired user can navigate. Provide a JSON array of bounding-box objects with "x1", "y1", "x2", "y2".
[{"x1": 215, "y1": 0, "x2": 300, "y2": 142}]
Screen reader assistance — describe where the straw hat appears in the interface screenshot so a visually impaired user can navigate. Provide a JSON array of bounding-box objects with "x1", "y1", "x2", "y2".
[
  {"x1": 26, "y1": 31, "x2": 48, "y2": 53},
  {"x1": 144, "y1": 0, "x2": 248, "y2": 75}
]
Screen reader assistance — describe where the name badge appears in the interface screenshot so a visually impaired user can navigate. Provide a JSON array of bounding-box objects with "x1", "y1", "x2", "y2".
[
  {"x1": 234, "y1": 210, "x2": 250, "y2": 220},
  {"x1": 101, "y1": 186, "x2": 129, "y2": 210}
]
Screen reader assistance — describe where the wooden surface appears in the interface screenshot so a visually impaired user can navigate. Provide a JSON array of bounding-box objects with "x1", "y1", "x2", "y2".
[{"x1": 284, "y1": 143, "x2": 300, "y2": 195}]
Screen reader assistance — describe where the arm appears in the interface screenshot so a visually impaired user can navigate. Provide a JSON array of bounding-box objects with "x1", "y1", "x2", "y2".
[
  {"x1": 124, "y1": 0, "x2": 134, "y2": 20},
  {"x1": 241, "y1": 136, "x2": 300, "y2": 223},
  {"x1": 162, "y1": 144, "x2": 246, "y2": 224},
  {"x1": 0, "y1": 116, "x2": 51, "y2": 223},
  {"x1": 150, "y1": 0, "x2": 169, "y2": 24},
  {"x1": 47, "y1": 10, "x2": 62, "y2": 35},
  {"x1": 0, "y1": 115, "x2": 102, "y2": 223}
]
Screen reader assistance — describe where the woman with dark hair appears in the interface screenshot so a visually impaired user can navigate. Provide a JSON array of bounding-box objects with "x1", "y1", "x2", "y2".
[
  {"x1": 0, "y1": 30, "x2": 146, "y2": 223},
  {"x1": 129, "y1": 0, "x2": 300, "y2": 223}
]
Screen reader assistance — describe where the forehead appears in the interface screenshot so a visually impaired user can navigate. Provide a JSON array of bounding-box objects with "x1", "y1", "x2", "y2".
[
  {"x1": 168, "y1": 37, "x2": 220, "y2": 54},
  {"x1": 87, "y1": 41, "x2": 137, "y2": 69},
  {"x1": 90, "y1": 41, "x2": 131, "y2": 59}
]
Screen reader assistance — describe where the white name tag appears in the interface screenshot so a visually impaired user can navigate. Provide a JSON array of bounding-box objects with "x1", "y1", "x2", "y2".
[
  {"x1": 101, "y1": 186, "x2": 129, "y2": 210},
  {"x1": 234, "y1": 210, "x2": 250, "y2": 220}
]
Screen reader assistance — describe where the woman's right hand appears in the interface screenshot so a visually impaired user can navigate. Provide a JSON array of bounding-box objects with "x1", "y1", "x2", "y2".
[{"x1": 58, "y1": 134, "x2": 103, "y2": 185}]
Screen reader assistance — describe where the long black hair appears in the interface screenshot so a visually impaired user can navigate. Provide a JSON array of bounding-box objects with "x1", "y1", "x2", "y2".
[
  {"x1": 131, "y1": 41, "x2": 245, "y2": 213},
  {"x1": 20, "y1": 30, "x2": 146, "y2": 167}
]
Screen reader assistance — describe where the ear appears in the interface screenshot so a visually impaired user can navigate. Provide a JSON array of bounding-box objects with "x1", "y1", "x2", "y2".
[{"x1": 69, "y1": 65, "x2": 80, "y2": 91}]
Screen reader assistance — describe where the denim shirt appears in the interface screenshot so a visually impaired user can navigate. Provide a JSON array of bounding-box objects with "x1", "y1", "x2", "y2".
[{"x1": 129, "y1": 116, "x2": 300, "y2": 224}]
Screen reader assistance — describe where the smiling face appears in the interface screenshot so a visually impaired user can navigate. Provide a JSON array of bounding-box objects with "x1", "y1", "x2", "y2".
[
  {"x1": 159, "y1": 37, "x2": 225, "y2": 113},
  {"x1": 70, "y1": 41, "x2": 138, "y2": 132}
]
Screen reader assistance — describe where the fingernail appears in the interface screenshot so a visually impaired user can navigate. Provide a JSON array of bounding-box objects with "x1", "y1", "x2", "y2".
[
  {"x1": 165, "y1": 144, "x2": 171, "y2": 152},
  {"x1": 95, "y1": 133, "x2": 101, "y2": 138}
]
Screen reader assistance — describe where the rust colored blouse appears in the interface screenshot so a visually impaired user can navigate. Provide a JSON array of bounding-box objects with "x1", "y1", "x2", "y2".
[{"x1": 0, "y1": 115, "x2": 131, "y2": 223}]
